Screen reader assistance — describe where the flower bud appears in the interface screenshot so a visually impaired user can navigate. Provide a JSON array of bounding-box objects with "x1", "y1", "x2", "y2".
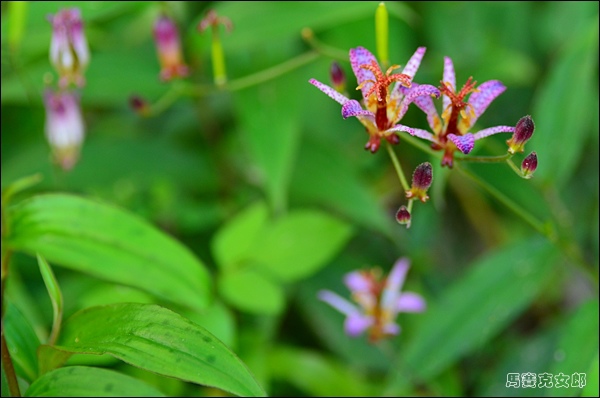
[
  {"x1": 521, "y1": 151, "x2": 538, "y2": 179},
  {"x1": 129, "y1": 94, "x2": 150, "y2": 117},
  {"x1": 198, "y1": 9, "x2": 233, "y2": 86},
  {"x1": 153, "y1": 14, "x2": 189, "y2": 82},
  {"x1": 48, "y1": 8, "x2": 90, "y2": 88},
  {"x1": 507, "y1": 115, "x2": 535, "y2": 154},
  {"x1": 375, "y1": 2, "x2": 389, "y2": 68},
  {"x1": 44, "y1": 89, "x2": 85, "y2": 171},
  {"x1": 395, "y1": 205, "x2": 411, "y2": 226},
  {"x1": 330, "y1": 61, "x2": 346, "y2": 93},
  {"x1": 406, "y1": 162, "x2": 433, "y2": 202}
]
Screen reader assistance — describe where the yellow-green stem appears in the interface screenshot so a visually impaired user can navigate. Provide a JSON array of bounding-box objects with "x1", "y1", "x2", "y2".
[
  {"x1": 211, "y1": 27, "x2": 227, "y2": 86},
  {"x1": 385, "y1": 142, "x2": 410, "y2": 192},
  {"x1": 375, "y1": 2, "x2": 389, "y2": 68}
]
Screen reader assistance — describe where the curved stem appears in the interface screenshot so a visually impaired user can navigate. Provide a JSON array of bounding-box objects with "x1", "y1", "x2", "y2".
[
  {"x1": 385, "y1": 142, "x2": 410, "y2": 192},
  {"x1": 1, "y1": 331, "x2": 21, "y2": 397},
  {"x1": 455, "y1": 153, "x2": 512, "y2": 163},
  {"x1": 301, "y1": 28, "x2": 349, "y2": 61}
]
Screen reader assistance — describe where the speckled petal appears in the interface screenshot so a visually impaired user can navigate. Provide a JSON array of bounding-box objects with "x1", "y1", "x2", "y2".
[
  {"x1": 473, "y1": 125, "x2": 515, "y2": 140},
  {"x1": 467, "y1": 80, "x2": 506, "y2": 128},
  {"x1": 395, "y1": 83, "x2": 440, "y2": 122},
  {"x1": 387, "y1": 124, "x2": 435, "y2": 142},
  {"x1": 396, "y1": 292, "x2": 426, "y2": 313},
  {"x1": 341, "y1": 100, "x2": 375, "y2": 120},
  {"x1": 448, "y1": 133, "x2": 475, "y2": 154},
  {"x1": 345, "y1": 314, "x2": 374, "y2": 337},
  {"x1": 402, "y1": 46, "x2": 426, "y2": 79},
  {"x1": 309, "y1": 78, "x2": 351, "y2": 106},
  {"x1": 350, "y1": 46, "x2": 378, "y2": 101},
  {"x1": 442, "y1": 56, "x2": 456, "y2": 111}
]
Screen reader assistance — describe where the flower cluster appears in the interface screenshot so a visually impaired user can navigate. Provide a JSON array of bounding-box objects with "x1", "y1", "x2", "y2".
[
  {"x1": 44, "y1": 8, "x2": 90, "y2": 171},
  {"x1": 318, "y1": 258, "x2": 426, "y2": 342}
]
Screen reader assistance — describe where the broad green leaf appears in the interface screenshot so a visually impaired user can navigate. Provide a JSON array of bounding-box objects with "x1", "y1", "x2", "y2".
[
  {"x1": 250, "y1": 210, "x2": 354, "y2": 282},
  {"x1": 548, "y1": 299, "x2": 599, "y2": 397},
  {"x1": 3, "y1": 303, "x2": 40, "y2": 383},
  {"x1": 24, "y1": 366, "x2": 165, "y2": 397},
  {"x1": 39, "y1": 303, "x2": 266, "y2": 397},
  {"x1": 268, "y1": 345, "x2": 376, "y2": 396},
  {"x1": 530, "y1": 16, "x2": 598, "y2": 187},
  {"x1": 211, "y1": 201, "x2": 269, "y2": 271},
  {"x1": 218, "y1": 269, "x2": 285, "y2": 315},
  {"x1": 37, "y1": 255, "x2": 63, "y2": 346},
  {"x1": 5, "y1": 194, "x2": 212, "y2": 311},
  {"x1": 386, "y1": 238, "x2": 558, "y2": 392}
]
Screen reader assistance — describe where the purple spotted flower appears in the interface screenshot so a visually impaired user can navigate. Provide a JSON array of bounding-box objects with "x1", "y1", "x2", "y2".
[
  {"x1": 318, "y1": 257, "x2": 426, "y2": 343},
  {"x1": 48, "y1": 8, "x2": 90, "y2": 88},
  {"x1": 406, "y1": 57, "x2": 517, "y2": 167},
  {"x1": 44, "y1": 89, "x2": 85, "y2": 171},
  {"x1": 309, "y1": 47, "x2": 440, "y2": 153}
]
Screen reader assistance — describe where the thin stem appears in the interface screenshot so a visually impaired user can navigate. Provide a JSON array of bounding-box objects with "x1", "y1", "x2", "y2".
[
  {"x1": 385, "y1": 142, "x2": 410, "y2": 192},
  {"x1": 505, "y1": 158, "x2": 524, "y2": 177},
  {"x1": 455, "y1": 163, "x2": 598, "y2": 285},
  {"x1": 301, "y1": 28, "x2": 349, "y2": 62},
  {"x1": 1, "y1": 330, "x2": 21, "y2": 397},
  {"x1": 455, "y1": 153, "x2": 512, "y2": 163}
]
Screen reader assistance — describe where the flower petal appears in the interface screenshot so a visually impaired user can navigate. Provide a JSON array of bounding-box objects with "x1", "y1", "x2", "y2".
[
  {"x1": 344, "y1": 271, "x2": 371, "y2": 293},
  {"x1": 402, "y1": 46, "x2": 426, "y2": 80},
  {"x1": 473, "y1": 125, "x2": 515, "y2": 140},
  {"x1": 350, "y1": 46, "x2": 378, "y2": 101},
  {"x1": 395, "y1": 83, "x2": 441, "y2": 122},
  {"x1": 382, "y1": 322, "x2": 401, "y2": 336},
  {"x1": 466, "y1": 80, "x2": 506, "y2": 128},
  {"x1": 380, "y1": 258, "x2": 410, "y2": 311},
  {"x1": 448, "y1": 133, "x2": 475, "y2": 154},
  {"x1": 344, "y1": 314, "x2": 374, "y2": 337},
  {"x1": 341, "y1": 100, "x2": 375, "y2": 120},
  {"x1": 317, "y1": 290, "x2": 360, "y2": 317},
  {"x1": 309, "y1": 78, "x2": 351, "y2": 106},
  {"x1": 442, "y1": 56, "x2": 456, "y2": 111},
  {"x1": 387, "y1": 124, "x2": 436, "y2": 143},
  {"x1": 412, "y1": 87, "x2": 442, "y2": 133},
  {"x1": 396, "y1": 292, "x2": 426, "y2": 313}
]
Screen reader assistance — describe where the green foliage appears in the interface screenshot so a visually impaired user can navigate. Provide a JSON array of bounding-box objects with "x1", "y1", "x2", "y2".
[{"x1": 1, "y1": 1, "x2": 598, "y2": 397}]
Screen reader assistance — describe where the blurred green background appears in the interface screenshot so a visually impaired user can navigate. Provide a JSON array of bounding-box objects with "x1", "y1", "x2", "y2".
[{"x1": 1, "y1": 1, "x2": 598, "y2": 396}]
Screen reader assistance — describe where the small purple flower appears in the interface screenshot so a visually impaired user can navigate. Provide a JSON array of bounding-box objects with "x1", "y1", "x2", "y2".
[
  {"x1": 154, "y1": 14, "x2": 189, "y2": 82},
  {"x1": 318, "y1": 257, "x2": 426, "y2": 342},
  {"x1": 44, "y1": 89, "x2": 85, "y2": 171},
  {"x1": 309, "y1": 47, "x2": 440, "y2": 153},
  {"x1": 48, "y1": 8, "x2": 90, "y2": 88},
  {"x1": 407, "y1": 57, "x2": 517, "y2": 167}
]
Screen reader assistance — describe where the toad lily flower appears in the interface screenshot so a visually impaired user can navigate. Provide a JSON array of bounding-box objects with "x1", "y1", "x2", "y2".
[
  {"x1": 409, "y1": 56, "x2": 516, "y2": 167},
  {"x1": 318, "y1": 257, "x2": 426, "y2": 343},
  {"x1": 309, "y1": 46, "x2": 440, "y2": 153},
  {"x1": 48, "y1": 8, "x2": 90, "y2": 88},
  {"x1": 154, "y1": 14, "x2": 189, "y2": 82}
]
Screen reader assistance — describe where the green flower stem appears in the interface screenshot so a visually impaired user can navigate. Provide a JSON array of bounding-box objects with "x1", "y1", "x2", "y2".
[
  {"x1": 301, "y1": 28, "x2": 349, "y2": 62},
  {"x1": 455, "y1": 153, "x2": 512, "y2": 163},
  {"x1": 1, "y1": 331, "x2": 21, "y2": 397},
  {"x1": 211, "y1": 27, "x2": 227, "y2": 86},
  {"x1": 385, "y1": 142, "x2": 410, "y2": 192},
  {"x1": 455, "y1": 163, "x2": 598, "y2": 285},
  {"x1": 505, "y1": 157, "x2": 525, "y2": 177},
  {"x1": 375, "y1": 2, "x2": 389, "y2": 68}
]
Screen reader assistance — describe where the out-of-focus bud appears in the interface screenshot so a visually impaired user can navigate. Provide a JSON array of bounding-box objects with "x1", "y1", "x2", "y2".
[
  {"x1": 129, "y1": 94, "x2": 151, "y2": 117},
  {"x1": 198, "y1": 9, "x2": 233, "y2": 86},
  {"x1": 153, "y1": 14, "x2": 189, "y2": 82},
  {"x1": 521, "y1": 151, "x2": 538, "y2": 179},
  {"x1": 506, "y1": 115, "x2": 535, "y2": 154},
  {"x1": 48, "y1": 8, "x2": 90, "y2": 88},
  {"x1": 395, "y1": 205, "x2": 411, "y2": 226},
  {"x1": 375, "y1": 2, "x2": 389, "y2": 68},
  {"x1": 330, "y1": 61, "x2": 346, "y2": 94},
  {"x1": 44, "y1": 89, "x2": 85, "y2": 171},
  {"x1": 406, "y1": 162, "x2": 433, "y2": 202}
]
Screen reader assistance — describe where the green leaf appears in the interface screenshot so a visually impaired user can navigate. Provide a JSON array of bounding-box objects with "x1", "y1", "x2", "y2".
[
  {"x1": 386, "y1": 238, "x2": 558, "y2": 392},
  {"x1": 24, "y1": 366, "x2": 165, "y2": 397},
  {"x1": 37, "y1": 254, "x2": 63, "y2": 346},
  {"x1": 583, "y1": 354, "x2": 599, "y2": 397},
  {"x1": 211, "y1": 201, "x2": 269, "y2": 271},
  {"x1": 5, "y1": 194, "x2": 212, "y2": 311},
  {"x1": 3, "y1": 303, "x2": 40, "y2": 383},
  {"x1": 218, "y1": 269, "x2": 285, "y2": 315},
  {"x1": 548, "y1": 299, "x2": 599, "y2": 397},
  {"x1": 250, "y1": 210, "x2": 354, "y2": 282},
  {"x1": 530, "y1": 16, "x2": 599, "y2": 187},
  {"x1": 268, "y1": 345, "x2": 376, "y2": 396},
  {"x1": 39, "y1": 303, "x2": 266, "y2": 397}
]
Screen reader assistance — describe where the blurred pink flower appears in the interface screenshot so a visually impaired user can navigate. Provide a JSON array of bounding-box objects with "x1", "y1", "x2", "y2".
[{"x1": 153, "y1": 14, "x2": 189, "y2": 82}]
